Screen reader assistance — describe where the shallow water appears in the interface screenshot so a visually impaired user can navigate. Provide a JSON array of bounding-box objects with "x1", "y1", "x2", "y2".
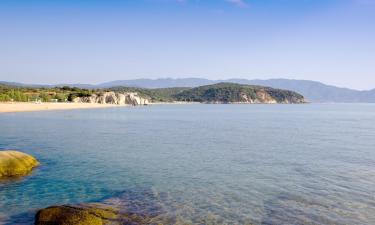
[{"x1": 0, "y1": 104, "x2": 375, "y2": 224}]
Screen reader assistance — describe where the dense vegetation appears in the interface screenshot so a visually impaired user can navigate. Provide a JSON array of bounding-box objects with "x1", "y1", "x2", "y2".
[
  {"x1": 111, "y1": 83, "x2": 306, "y2": 103},
  {"x1": 0, "y1": 83, "x2": 188, "y2": 103},
  {"x1": 0, "y1": 84, "x2": 96, "y2": 102},
  {"x1": 109, "y1": 86, "x2": 189, "y2": 102},
  {"x1": 0, "y1": 82, "x2": 305, "y2": 103},
  {"x1": 174, "y1": 83, "x2": 305, "y2": 103}
]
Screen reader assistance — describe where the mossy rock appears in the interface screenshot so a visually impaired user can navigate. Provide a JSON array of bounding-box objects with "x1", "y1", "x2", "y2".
[
  {"x1": 35, "y1": 204, "x2": 120, "y2": 225},
  {"x1": 35, "y1": 203, "x2": 166, "y2": 225},
  {"x1": 0, "y1": 150, "x2": 39, "y2": 177}
]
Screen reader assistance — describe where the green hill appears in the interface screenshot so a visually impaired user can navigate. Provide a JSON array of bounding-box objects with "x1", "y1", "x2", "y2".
[{"x1": 173, "y1": 83, "x2": 306, "y2": 104}]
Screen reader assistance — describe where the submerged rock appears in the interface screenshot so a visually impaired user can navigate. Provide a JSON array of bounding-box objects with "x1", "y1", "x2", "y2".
[
  {"x1": 35, "y1": 204, "x2": 118, "y2": 225},
  {"x1": 0, "y1": 150, "x2": 39, "y2": 177},
  {"x1": 35, "y1": 203, "x2": 158, "y2": 225}
]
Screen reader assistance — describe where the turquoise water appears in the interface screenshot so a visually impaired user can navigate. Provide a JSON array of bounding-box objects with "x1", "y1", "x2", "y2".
[{"x1": 1, "y1": 104, "x2": 375, "y2": 224}]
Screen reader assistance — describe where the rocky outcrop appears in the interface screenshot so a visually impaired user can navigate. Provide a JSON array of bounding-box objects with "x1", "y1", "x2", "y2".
[
  {"x1": 35, "y1": 203, "x2": 157, "y2": 225},
  {"x1": 0, "y1": 150, "x2": 39, "y2": 177},
  {"x1": 35, "y1": 204, "x2": 118, "y2": 225},
  {"x1": 73, "y1": 92, "x2": 149, "y2": 106},
  {"x1": 35, "y1": 189, "x2": 171, "y2": 225},
  {"x1": 238, "y1": 89, "x2": 306, "y2": 104},
  {"x1": 233, "y1": 90, "x2": 278, "y2": 104}
]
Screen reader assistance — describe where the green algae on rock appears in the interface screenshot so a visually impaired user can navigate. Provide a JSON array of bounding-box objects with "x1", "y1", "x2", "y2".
[
  {"x1": 0, "y1": 150, "x2": 39, "y2": 177},
  {"x1": 35, "y1": 203, "x2": 158, "y2": 225},
  {"x1": 35, "y1": 204, "x2": 118, "y2": 225}
]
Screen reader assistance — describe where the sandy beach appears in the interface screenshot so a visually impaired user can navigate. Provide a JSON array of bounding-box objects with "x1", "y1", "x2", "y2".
[{"x1": 0, "y1": 102, "x2": 122, "y2": 113}]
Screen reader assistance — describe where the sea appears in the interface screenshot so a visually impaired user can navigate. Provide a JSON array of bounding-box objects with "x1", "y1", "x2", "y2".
[{"x1": 0, "y1": 104, "x2": 374, "y2": 224}]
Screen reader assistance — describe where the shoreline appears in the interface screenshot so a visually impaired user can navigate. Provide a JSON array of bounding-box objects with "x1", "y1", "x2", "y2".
[
  {"x1": 147, "y1": 101, "x2": 200, "y2": 105},
  {"x1": 0, "y1": 102, "x2": 124, "y2": 113},
  {"x1": 0, "y1": 101, "x2": 198, "y2": 113},
  {"x1": 0, "y1": 101, "x2": 310, "y2": 113}
]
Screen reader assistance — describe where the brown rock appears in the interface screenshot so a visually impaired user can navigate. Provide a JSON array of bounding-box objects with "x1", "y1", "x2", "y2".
[
  {"x1": 35, "y1": 204, "x2": 120, "y2": 225},
  {"x1": 35, "y1": 203, "x2": 161, "y2": 225}
]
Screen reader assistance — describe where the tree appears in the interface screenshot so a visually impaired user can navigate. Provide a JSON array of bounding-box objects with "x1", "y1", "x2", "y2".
[
  {"x1": 0, "y1": 94, "x2": 11, "y2": 102},
  {"x1": 54, "y1": 93, "x2": 67, "y2": 102},
  {"x1": 39, "y1": 92, "x2": 51, "y2": 102}
]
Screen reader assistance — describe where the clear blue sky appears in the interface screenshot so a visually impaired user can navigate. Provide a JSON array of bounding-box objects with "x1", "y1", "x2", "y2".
[{"x1": 0, "y1": 0, "x2": 374, "y2": 90}]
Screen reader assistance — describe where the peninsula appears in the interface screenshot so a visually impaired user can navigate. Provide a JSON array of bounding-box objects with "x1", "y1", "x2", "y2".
[{"x1": 0, "y1": 82, "x2": 306, "y2": 113}]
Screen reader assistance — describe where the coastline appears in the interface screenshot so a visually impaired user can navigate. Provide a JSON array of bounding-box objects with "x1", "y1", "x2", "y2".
[
  {"x1": 0, "y1": 101, "x2": 197, "y2": 113},
  {"x1": 0, "y1": 100, "x2": 308, "y2": 113},
  {"x1": 0, "y1": 102, "x2": 123, "y2": 113},
  {"x1": 147, "y1": 101, "x2": 200, "y2": 105}
]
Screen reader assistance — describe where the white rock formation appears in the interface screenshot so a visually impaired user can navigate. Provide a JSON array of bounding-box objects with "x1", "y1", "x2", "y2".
[{"x1": 73, "y1": 92, "x2": 149, "y2": 106}]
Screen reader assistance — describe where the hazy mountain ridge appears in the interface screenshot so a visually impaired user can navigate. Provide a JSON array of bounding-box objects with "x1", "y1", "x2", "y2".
[
  {"x1": 99, "y1": 78, "x2": 375, "y2": 103},
  {"x1": 99, "y1": 78, "x2": 213, "y2": 89},
  {"x1": 231, "y1": 79, "x2": 375, "y2": 103},
  {"x1": 0, "y1": 81, "x2": 97, "y2": 89},
  {"x1": 1, "y1": 78, "x2": 374, "y2": 103}
]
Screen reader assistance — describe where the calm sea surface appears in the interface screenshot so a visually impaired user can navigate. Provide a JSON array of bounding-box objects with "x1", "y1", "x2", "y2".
[{"x1": 0, "y1": 104, "x2": 375, "y2": 224}]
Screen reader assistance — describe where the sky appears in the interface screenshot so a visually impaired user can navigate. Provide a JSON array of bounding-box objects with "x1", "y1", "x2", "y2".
[{"x1": 0, "y1": 0, "x2": 374, "y2": 90}]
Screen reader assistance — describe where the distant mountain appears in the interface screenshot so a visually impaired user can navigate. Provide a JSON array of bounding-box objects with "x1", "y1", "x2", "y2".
[
  {"x1": 97, "y1": 78, "x2": 375, "y2": 103},
  {"x1": 0, "y1": 81, "x2": 97, "y2": 89},
  {"x1": 1, "y1": 78, "x2": 374, "y2": 103},
  {"x1": 229, "y1": 79, "x2": 375, "y2": 103},
  {"x1": 98, "y1": 78, "x2": 214, "y2": 89},
  {"x1": 0, "y1": 81, "x2": 33, "y2": 87},
  {"x1": 54, "y1": 83, "x2": 98, "y2": 89}
]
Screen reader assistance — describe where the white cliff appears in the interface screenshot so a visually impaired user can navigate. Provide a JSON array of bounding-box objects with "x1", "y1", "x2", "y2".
[{"x1": 73, "y1": 92, "x2": 149, "y2": 106}]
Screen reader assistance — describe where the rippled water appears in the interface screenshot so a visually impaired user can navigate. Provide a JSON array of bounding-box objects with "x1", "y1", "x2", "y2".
[{"x1": 1, "y1": 104, "x2": 375, "y2": 224}]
